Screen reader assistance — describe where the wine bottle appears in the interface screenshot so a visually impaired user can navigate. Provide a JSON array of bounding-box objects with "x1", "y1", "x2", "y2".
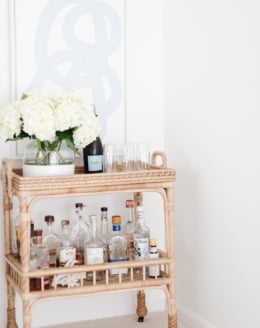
[{"x1": 83, "y1": 105, "x2": 103, "y2": 173}]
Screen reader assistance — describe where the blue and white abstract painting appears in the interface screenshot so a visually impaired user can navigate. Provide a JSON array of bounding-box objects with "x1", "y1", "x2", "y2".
[{"x1": 11, "y1": 0, "x2": 125, "y2": 144}]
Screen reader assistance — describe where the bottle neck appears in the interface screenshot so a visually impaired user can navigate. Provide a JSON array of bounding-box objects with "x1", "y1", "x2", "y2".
[
  {"x1": 100, "y1": 216, "x2": 109, "y2": 234},
  {"x1": 127, "y1": 206, "x2": 134, "y2": 223},
  {"x1": 45, "y1": 222, "x2": 54, "y2": 233},
  {"x1": 76, "y1": 208, "x2": 83, "y2": 221},
  {"x1": 91, "y1": 221, "x2": 98, "y2": 239},
  {"x1": 136, "y1": 217, "x2": 145, "y2": 224},
  {"x1": 61, "y1": 226, "x2": 70, "y2": 235}
]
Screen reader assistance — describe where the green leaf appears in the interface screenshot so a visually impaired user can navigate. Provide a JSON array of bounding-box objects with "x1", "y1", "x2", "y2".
[{"x1": 21, "y1": 93, "x2": 28, "y2": 100}]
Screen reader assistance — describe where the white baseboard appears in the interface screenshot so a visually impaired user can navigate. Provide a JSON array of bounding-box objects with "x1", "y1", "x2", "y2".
[{"x1": 177, "y1": 303, "x2": 217, "y2": 328}]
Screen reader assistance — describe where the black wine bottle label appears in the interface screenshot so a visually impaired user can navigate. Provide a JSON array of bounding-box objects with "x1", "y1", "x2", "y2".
[{"x1": 87, "y1": 155, "x2": 103, "y2": 172}]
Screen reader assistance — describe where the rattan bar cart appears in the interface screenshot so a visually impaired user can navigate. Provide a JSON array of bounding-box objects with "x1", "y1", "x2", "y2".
[{"x1": 1, "y1": 151, "x2": 177, "y2": 328}]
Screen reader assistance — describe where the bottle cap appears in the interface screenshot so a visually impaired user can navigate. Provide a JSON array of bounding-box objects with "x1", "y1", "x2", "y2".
[
  {"x1": 61, "y1": 219, "x2": 70, "y2": 226},
  {"x1": 112, "y1": 215, "x2": 121, "y2": 224},
  {"x1": 75, "y1": 203, "x2": 84, "y2": 208},
  {"x1": 101, "y1": 207, "x2": 108, "y2": 211},
  {"x1": 150, "y1": 239, "x2": 157, "y2": 247},
  {"x1": 33, "y1": 229, "x2": 43, "y2": 237},
  {"x1": 125, "y1": 200, "x2": 134, "y2": 208},
  {"x1": 44, "y1": 215, "x2": 54, "y2": 223}
]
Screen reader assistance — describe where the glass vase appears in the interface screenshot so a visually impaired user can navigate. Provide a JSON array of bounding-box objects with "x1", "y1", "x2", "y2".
[{"x1": 23, "y1": 139, "x2": 75, "y2": 177}]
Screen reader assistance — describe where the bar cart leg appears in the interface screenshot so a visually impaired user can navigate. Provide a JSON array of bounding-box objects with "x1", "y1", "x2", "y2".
[
  {"x1": 6, "y1": 282, "x2": 18, "y2": 328},
  {"x1": 168, "y1": 314, "x2": 178, "y2": 328},
  {"x1": 136, "y1": 290, "x2": 148, "y2": 322},
  {"x1": 167, "y1": 284, "x2": 177, "y2": 328},
  {"x1": 23, "y1": 300, "x2": 32, "y2": 328}
]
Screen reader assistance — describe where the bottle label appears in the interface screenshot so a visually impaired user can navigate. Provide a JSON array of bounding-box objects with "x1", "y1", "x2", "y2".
[
  {"x1": 88, "y1": 155, "x2": 103, "y2": 171},
  {"x1": 86, "y1": 247, "x2": 103, "y2": 264},
  {"x1": 112, "y1": 225, "x2": 121, "y2": 232},
  {"x1": 148, "y1": 252, "x2": 160, "y2": 277},
  {"x1": 109, "y1": 258, "x2": 129, "y2": 263},
  {"x1": 59, "y1": 246, "x2": 76, "y2": 265},
  {"x1": 134, "y1": 237, "x2": 149, "y2": 260},
  {"x1": 109, "y1": 258, "x2": 129, "y2": 275}
]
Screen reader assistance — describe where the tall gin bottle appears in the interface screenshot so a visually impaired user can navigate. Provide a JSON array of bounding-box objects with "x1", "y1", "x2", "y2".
[
  {"x1": 133, "y1": 206, "x2": 150, "y2": 260},
  {"x1": 122, "y1": 199, "x2": 135, "y2": 260},
  {"x1": 108, "y1": 215, "x2": 129, "y2": 275},
  {"x1": 99, "y1": 206, "x2": 109, "y2": 262},
  {"x1": 84, "y1": 215, "x2": 104, "y2": 281},
  {"x1": 70, "y1": 203, "x2": 90, "y2": 265}
]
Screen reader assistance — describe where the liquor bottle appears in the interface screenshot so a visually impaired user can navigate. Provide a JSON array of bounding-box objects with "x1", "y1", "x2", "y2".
[
  {"x1": 99, "y1": 207, "x2": 109, "y2": 262},
  {"x1": 148, "y1": 238, "x2": 160, "y2": 278},
  {"x1": 108, "y1": 215, "x2": 129, "y2": 275},
  {"x1": 122, "y1": 199, "x2": 135, "y2": 260},
  {"x1": 70, "y1": 203, "x2": 91, "y2": 265},
  {"x1": 42, "y1": 215, "x2": 60, "y2": 267},
  {"x1": 57, "y1": 220, "x2": 76, "y2": 267},
  {"x1": 30, "y1": 231, "x2": 40, "y2": 291},
  {"x1": 30, "y1": 229, "x2": 50, "y2": 290},
  {"x1": 133, "y1": 206, "x2": 150, "y2": 260},
  {"x1": 84, "y1": 215, "x2": 104, "y2": 281},
  {"x1": 83, "y1": 105, "x2": 103, "y2": 173}
]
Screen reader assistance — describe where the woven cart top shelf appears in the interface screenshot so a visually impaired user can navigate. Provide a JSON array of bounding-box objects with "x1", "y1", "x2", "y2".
[{"x1": 2, "y1": 151, "x2": 176, "y2": 195}]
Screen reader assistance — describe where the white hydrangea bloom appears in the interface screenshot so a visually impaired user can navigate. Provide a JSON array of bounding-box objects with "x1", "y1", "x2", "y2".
[
  {"x1": 0, "y1": 90, "x2": 100, "y2": 151},
  {"x1": 53, "y1": 101, "x2": 86, "y2": 131},
  {"x1": 19, "y1": 96, "x2": 56, "y2": 140},
  {"x1": 73, "y1": 110, "x2": 101, "y2": 149},
  {"x1": 0, "y1": 104, "x2": 22, "y2": 140}
]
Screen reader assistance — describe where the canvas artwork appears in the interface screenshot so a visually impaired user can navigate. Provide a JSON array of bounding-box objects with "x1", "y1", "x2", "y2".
[{"x1": 9, "y1": 0, "x2": 125, "y2": 156}]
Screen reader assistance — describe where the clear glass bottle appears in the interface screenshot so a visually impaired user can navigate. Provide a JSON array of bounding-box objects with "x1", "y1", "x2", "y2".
[
  {"x1": 108, "y1": 215, "x2": 129, "y2": 276},
  {"x1": 31, "y1": 229, "x2": 50, "y2": 290},
  {"x1": 83, "y1": 105, "x2": 103, "y2": 173},
  {"x1": 122, "y1": 199, "x2": 136, "y2": 260},
  {"x1": 57, "y1": 220, "x2": 76, "y2": 267},
  {"x1": 148, "y1": 238, "x2": 160, "y2": 278},
  {"x1": 30, "y1": 231, "x2": 40, "y2": 291},
  {"x1": 84, "y1": 215, "x2": 104, "y2": 281},
  {"x1": 133, "y1": 206, "x2": 150, "y2": 260},
  {"x1": 99, "y1": 206, "x2": 109, "y2": 262},
  {"x1": 42, "y1": 215, "x2": 60, "y2": 267},
  {"x1": 70, "y1": 203, "x2": 90, "y2": 265}
]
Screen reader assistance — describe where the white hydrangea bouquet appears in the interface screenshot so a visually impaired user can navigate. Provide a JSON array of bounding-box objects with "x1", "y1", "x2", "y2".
[{"x1": 0, "y1": 90, "x2": 101, "y2": 166}]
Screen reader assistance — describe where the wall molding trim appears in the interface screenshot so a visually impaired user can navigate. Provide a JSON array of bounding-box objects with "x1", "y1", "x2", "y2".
[{"x1": 177, "y1": 303, "x2": 217, "y2": 328}]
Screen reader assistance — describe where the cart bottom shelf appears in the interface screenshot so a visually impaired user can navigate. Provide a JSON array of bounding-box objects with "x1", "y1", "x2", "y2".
[{"x1": 38, "y1": 311, "x2": 169, "y2": 328}]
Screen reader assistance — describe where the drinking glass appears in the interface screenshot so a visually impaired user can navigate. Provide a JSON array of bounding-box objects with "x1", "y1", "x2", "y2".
[
  {"x1": 126, "y1": 143, "x2": 137, "y2": 171},
  {"x1": 136, "y1": 143, "x2": 150, "y2": 170},
  {"x1": 112, "y1": 144, "x2": 128, "y2": 172},
  {"x1": 103, "y1": 144, "x2": 128, "y2": 172},
  {"x1": 103, "y1": 144, "x2": 114, "y2": 173}
]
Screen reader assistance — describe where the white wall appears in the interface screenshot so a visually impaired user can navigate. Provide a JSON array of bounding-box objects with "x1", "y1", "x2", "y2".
[
  {"x1": 2, "y1": 0, "x2": 259, "y2": 327},
  {"x1": 165, "y1": 0, "x2": 260, "y2": 327},
  {"x1": 0, "y1": 0, "x2": 165, "y2": 327}
]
